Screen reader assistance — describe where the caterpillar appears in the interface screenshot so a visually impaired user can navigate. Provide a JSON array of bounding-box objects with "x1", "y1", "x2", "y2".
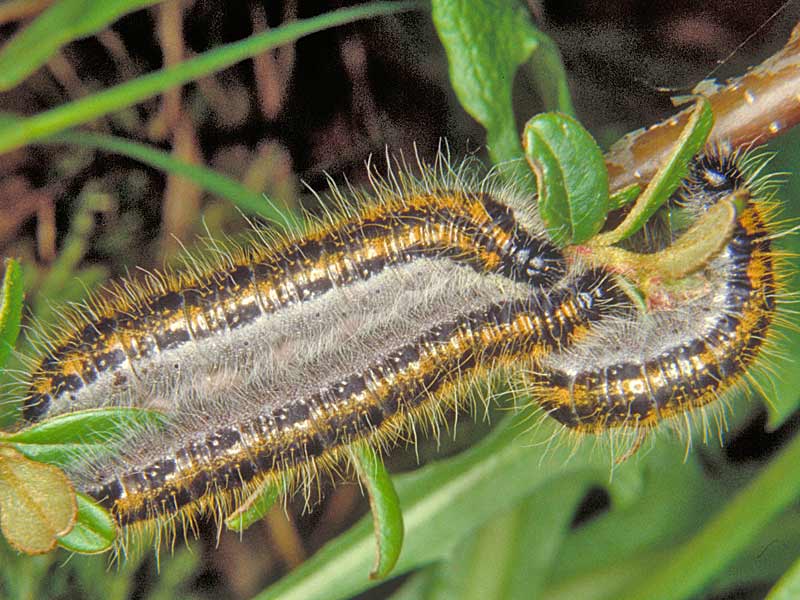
[
  {"x1": 533, "y1": 147, "x2": 780, "y2": 439},
  {"x1": 22, "y1": 159, "x2": 565, "y2": 423},
  {"x1": 83, "y1": 268, "x2": 620, "y2": 528},
  {"x1": 11, "y1": 146, "x2": 784, "y2": 541}
]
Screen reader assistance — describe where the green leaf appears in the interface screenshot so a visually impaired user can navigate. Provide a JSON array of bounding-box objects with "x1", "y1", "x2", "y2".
[
  {"x1": 620, "y1": 429, "x2": 800, "y2": 600},
  {"x1": 523, "y1": 113, "x2": 609, "y2": 245},
  {"x1": 432, "y1": 0, "x2": 539, "y2": 170},
  {"x1": 0, "y1": 258, "x2": 24, "y2": 370},
  {"x1": 3, "y1": 408, "x2": 167, "y2": 467},
  {"x1": 225, "y1": 481, "x2": 281, "y2": 533},
  {"x1": 543, "y1": 510, "x2": 800, "y2": 600},
  {"x1": 608, "y1": 184, "x2": 641, "y2": 210},
  {"x1": 546, "y1": 444, "x2": 725, "y2": 594},
  {"x1": 760, "y1": 126, "x2": 800, "y2": 428},
  {"x1": 388, "y1": 567, "x2": 438, "y2": 600},
  {"x1": 595, "y1": 97, "x2": 713, "y2": 245},
  {"x1": 352, "y1": 444, "x2": 404, "y2": 580},
  {"x1": 707, "y1": 509, "x2": 800, "y2": 596},
  {"x1": 0, "y1": 2, "x2": 420, "y2": 155},
  {"x1": 57, "y1": 492, "x2": 116, "y2": 554},
  {"x1": 525, "y1": 30, "x2": 575, "y2": 117},
  {"x1": 767, "y1": 555, "x2": 800, "y2": 600},
  {"x1": 254, "y1": 416, "x2": 635, "y2": 600},
  {"x1": 539, "y1": 440, "x2": 800, "y2": 599},
  {"x1": 0, "y1": 446, "x2": 76, "y2": 555},
  {"x1": 429, "y1": 476, "x2": 590, "y2": 600},
  {"x1": 0, "y1": 0, "x2": 164, "y2": 91}
]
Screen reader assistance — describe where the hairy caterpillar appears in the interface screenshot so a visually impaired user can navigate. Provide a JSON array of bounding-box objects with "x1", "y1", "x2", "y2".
[
  {"x1": 22, "y1": 159, "x2": 565, "y2": 423},
  {"x1": 11, "y1": 147, "x2": 784, "y2": 541},
  {"x1": 85, "y1": 269, "x2": 620, "y2": 528},
  {"x1": 534, "y1": 148, "x2": 780, "y2": 439}
]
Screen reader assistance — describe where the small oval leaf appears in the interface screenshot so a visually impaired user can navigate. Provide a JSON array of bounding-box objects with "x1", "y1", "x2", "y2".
[
  {"x1": 57, "y1": 492, "x2": 116, "y2": 554},
  {"x1": 0, "y1": 446, "x2": 77, "y2": 555},
  {"x1": 523, "y1": 113, "x2": 609, "y2": 245}
]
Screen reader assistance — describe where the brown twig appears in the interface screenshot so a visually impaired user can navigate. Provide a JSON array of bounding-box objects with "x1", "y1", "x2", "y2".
[
  {"x1": 606, "y1": 21, "x2": 800, "y2": 192},
  {"x1": 0, "y1": 0, "x2": 51, "y2": 26}
]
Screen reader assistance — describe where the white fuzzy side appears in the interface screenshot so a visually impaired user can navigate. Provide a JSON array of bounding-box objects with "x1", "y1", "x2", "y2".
[{"x1": 68, "y1": 259, "x2": 588, "y2": 489}]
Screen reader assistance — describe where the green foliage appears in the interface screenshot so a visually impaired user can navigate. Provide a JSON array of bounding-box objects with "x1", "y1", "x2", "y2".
[
  {"x1": 43, "y1": 131, "x2": 293, "y2": 225},
  {"x1": 0, "y1": 0, "x2": 797, "y2": 598},
  {"x1": 0, "y1": 1, "x2": 418, "y2": 154},
  {"x1": 762, "y1": 125, "x2": 800, "y2": 428},
  {"x1": 594, "y1": 97, "x2": 714, "y2": 245},
  {"x1": 351, "y1": 444, "x2": 405, "y2": 580},
  {"x1": 523, "y1": 112, "x2": 609, "y2": 245},
  {"x1": 432, "y1": 0, "x2": 571, "y2": 172},
  {"x1": 255, "y1": 416, "x2": 620, "y2": 600},
  {"x1": 224, "y1": 480, "x2": 280, "y2": 533},
  {"x1": 608, "y1": 184, "x2": 642, "y2": 210},
  {"x1": 0, "y1": 259, "x2": 23, "y2": 370},
  {"x1": 57, "y1": 493, "x2": 116, "y2": 554},
  {"x1": 2, "y1": 408, "x2": 167, "y2": 467},
  {"x1": 767, "y1": 556, "x2": 800, "y2": 600},
  {"x1": 425, "y1": 476, "x2": 591, "y2": 600}
]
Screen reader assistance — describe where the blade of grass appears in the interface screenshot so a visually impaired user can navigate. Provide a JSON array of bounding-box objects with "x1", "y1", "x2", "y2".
[
  {"x1": 0, "y1": 0, "x2": 164, "y2": 91},
  {"x1": 542, "y1": 508, "x2": 800, "y2": 600},
  {"x1": 41, "y1": 130, "x2": 296, "y2": 227},
  {"x1": 0, "y1": 1, "x2": 421, "y2": 155},
  {"x1": 428, "y1": 476, "x2": 590, "y2": 600},
  {"x1": 0, "y1": 258, "x2": 23, "y2": 369},
  {"x1": 761, "y1": 126, "x2": 800, "y2": 428},
  {"x1": 766, "y1": 555, "x2": 800, "y2": 600}
]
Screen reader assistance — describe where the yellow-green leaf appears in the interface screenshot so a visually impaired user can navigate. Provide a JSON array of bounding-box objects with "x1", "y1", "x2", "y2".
[{"x1": 0, "y1": 446, "x2": 77, "y2": 554}]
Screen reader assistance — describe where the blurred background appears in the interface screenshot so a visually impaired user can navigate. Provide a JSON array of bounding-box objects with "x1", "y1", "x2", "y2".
[{"x1": 0, "y1": 1, "x2": 798, "y2": 598}]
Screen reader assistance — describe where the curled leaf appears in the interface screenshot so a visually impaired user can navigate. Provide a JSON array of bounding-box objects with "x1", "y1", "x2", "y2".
[
  {"x1": 352, "y1": 444, "x2": 404, "y2": 580},
  {"x1": 594, "y1": 97, "x2": 714, "y2": 245}
]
